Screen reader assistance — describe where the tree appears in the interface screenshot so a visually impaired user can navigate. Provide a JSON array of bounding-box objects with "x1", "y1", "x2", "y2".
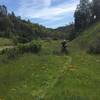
[
  {"x1": 0, "y1": 16, "x2": 13, "y2": 37},
  {"x1": 93, "y1": 0, "x2": 100, "y2": 20},
  {"x1": 74, "y1": 0, "x2": 92, "y2": 31},
  {"x1": 0, "y1": 5, "x2": 7, "y2": 16}
]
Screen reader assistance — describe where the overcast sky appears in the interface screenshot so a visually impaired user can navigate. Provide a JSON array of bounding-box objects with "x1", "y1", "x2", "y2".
[{"x1": 0, "y1": 0, "x2": 80, "y2": 28}]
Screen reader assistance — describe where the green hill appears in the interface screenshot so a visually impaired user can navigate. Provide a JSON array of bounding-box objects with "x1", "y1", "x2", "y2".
[
  {"x1": 71, "y1": 22, "x2": 100, "y2": 50},
  {"x1": 0, "y1": 23, "x2": 100, "y2": 100},
  {"x1": 0, "y1": 5, "x2": 71, "y2": 43}
]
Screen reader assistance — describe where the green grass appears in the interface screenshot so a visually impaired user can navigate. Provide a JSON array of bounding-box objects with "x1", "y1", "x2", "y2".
[
  {"x1": 0, "y1": 38, "x2": 14, "y2": 51},
  {"x1": 72, "y1": 22, "x2": 100, "y2": 50},
  {"x1": 0, "y1": 22, "x2": 100, "y2": 100},
  {"x1": 0, "y1": 38, "x2": 13, "y2": 47},
  {"x1": 0, "y1": 39, "x2": 100, "y2": 100},
  {"x1": 0, "y1": 53, "x2": 70, "y2": 100}
]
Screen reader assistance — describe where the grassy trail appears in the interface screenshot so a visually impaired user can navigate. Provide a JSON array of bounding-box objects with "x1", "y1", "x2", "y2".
[{"x1": 0, "y1": 40, "x2": 100, "y2": 100}]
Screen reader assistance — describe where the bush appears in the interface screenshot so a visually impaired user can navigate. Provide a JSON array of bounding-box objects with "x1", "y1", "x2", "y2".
[
  {"x1": 87, "y1": 38, "x2": 100, "y2": 54},
  {"x1": 18, "y1": 42, "x2": 41, "y2": 54},
  {"x1": 0, "y1": 47, "x2": 19, "y2": 59},
  {"x1": 0, "y1": 41, "x2": 41, "y2": 59}
]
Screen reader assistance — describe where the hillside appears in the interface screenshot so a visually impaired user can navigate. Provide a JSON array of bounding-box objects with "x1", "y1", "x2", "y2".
[
  {"x1": 0, "y1": 22, "x2": 100, "y2": 100},
  {"x1": 55, "y1": 24, "x2": 75, "y2": 40},
  {"x1": 70, "y1": 22, "x2": 100, "y2": 50},
  {"x1": 0, "y1": 5, "x2": 72, "y2": 42}
]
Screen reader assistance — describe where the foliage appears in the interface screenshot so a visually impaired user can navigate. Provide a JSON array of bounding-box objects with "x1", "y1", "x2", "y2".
[
  {"x1": 93, "y1": 0, "x2": 100, "y2": 20},
  {"x1": 74, "y1": 0, "x2": 100, "y2": 32},
  {"x1": 55, "y1": 24, "x2": 76, "y2": 40},
  {"x1": 87, "y1": 37, "x2": 100, "y2": 54},
  {"x1": 0, "y1": 38, "x2": 13, "y2": 46},
  {"x1": 0, "y1": 41, "x2": 41, "y2": 59},
  {"x1": 74, "y1": 0, "x2": 92, "y2": 32}
]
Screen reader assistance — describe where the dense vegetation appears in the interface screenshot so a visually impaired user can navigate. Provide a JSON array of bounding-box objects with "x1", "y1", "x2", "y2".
[
  {"x1": 74, "y1": 0, "x2": 100, "y2": 32},
  {"x1": 0, "y1": 41, "x2": 41, "y2": 60},
  {"x1": 55, "y1": 24, "x2": 75, "y2": 40},
  {"x1": 74, "y1": 0, "x2": 100, "y2": 54}
]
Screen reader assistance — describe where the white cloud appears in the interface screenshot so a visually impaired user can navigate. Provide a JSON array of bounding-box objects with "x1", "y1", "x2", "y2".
[
  {"x1": 31, "y1": 3, "x2": 77, "y2": 20},
  {"x1": 16, "y1": 0, "x2": 79, "y2": 20}
]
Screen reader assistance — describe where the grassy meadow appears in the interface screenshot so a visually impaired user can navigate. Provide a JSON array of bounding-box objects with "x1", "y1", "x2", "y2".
[{"x1": 0, "y1": 37, "x2": 100, "y2": 100}]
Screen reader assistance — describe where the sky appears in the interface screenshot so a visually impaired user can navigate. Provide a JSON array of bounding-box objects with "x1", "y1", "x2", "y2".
[{"x1": 0, "y1": 0, "x2": 80, "y2": 28}]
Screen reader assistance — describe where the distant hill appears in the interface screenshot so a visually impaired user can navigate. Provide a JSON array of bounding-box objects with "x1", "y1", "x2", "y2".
[
  {"x1": 0, "y1": 5, "x2": 74, "y2": 43},
  {"x1": 55, "y1": 24, "x2": 75, "y2": 40}
]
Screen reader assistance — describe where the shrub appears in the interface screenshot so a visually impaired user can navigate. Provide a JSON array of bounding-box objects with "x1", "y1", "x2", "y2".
[
  {"x1": 6, "y1": 48, "x2": 19, "y2": 59},
  {"x1": 17, "y1": 42, "x2": 41, "y2": 54},
  {"x1": 0, "y1": 41, "x2": 41, "y2": 59},
  {"x1": 87, "y1": 37, "x2": 100, "y2": 54},
  {"x1": 0, "y1": 47, "x2": 19, "y2": 59}
]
